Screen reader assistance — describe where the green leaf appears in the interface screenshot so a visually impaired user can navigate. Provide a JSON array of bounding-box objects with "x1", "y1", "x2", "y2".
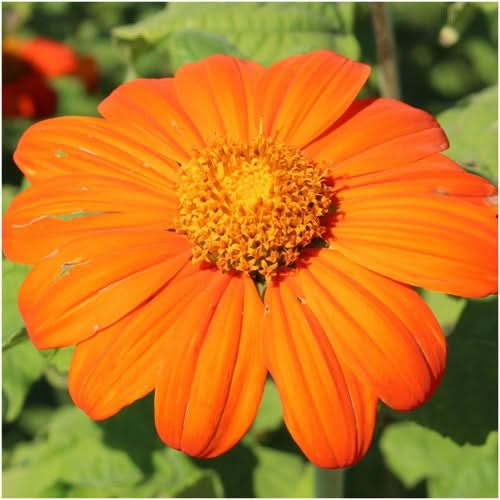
[
  {"x1": 406, "y1": 297, "x2": 498, "y2": 445},
  {"x1": 42, "y1": 346, "x2": 75, "y2": 375},
  {"x1": 380, "y1": 423, "x2": 498, "y2": 497},
  {"x1": 253, "y1": 445, "x2": 313, "y2": 497},
  {"x1": 51, "y1": 76, "x2": 100, "y2": 117},
  {"x1": 167, "y1": 30, "x2": 243, "y2": 71},
  {"x1": 17, "y1": 405, "x2": 55, "y2": 437},
  {"x1": 20, "y1": 176, "x2": 30, "y2": 191},
  {"x1": 2, "y1": 260, "x2": 30, "y2": 347},
  {"x1": 46, "y1": 404, "x2": 102, "y2": 443},
  {"x1": 3, "y1": 339, "x2": 46, "y2": 422},
  {"x1": 3, "y1": 441, "x2": 69, "y2": 498},
  {"x1": 195, "y1": 438, "x2": 313, "y2": 497},
  {"x1": 59, "y1": 439, "x2": 143, "y2": 490},
  {"x1": 98, "y1": 394, "x2": 164, "y2": 472},
  {"x1": 3, "y1": 405, "x2": 144, "y2": 497},
  {"x1": 345, "y1": 426, "x2": 415, "y2": 498},
  {"x1": 429, "y1": 59, "x2": 480, "y2": 99},
  {"x1": 463, "y1": 37, "x2": 498, "y2": 86},
  {"x1": 438, "y1": 86, "x2": 498, "y2": 184},
  {"x1": 420, "y1": 290, "x2": 466, "y2": 335},
  {"x1": 251, "y1": 379, "x2": 283, "y2": 438},
  {"x1": 113, "y1": 2, "x2": 360, "y2": 72},
  {"x1": 172, "y1": 469, "x2": 223, "y2": 497},
  {"x1": 2, "y1": 184, "x2": 18, "y2": 215},
  {"x1": 135, "y1": 448, "x2": 223, "y2": 497}
]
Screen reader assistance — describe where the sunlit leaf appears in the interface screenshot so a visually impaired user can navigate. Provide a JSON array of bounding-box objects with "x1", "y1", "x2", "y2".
[
  {"x1": 135, "y1": 448, "x2": 223, "y2": 497},
  {"x1": 3, "y1": 441, "x2": 68, "y2": 497},
  {"x1": 420, "y1": 290, "x2": 466, "y2": 335},
  {"x1": 51, "y1": 76, "x2": 100, "y2": 117},
  {"x1": 381, "y1": 422, "x2": 498, "y2": 497},
  {"x1": 251, "y1": 379, "x2": 283, "y2": 438},
  {"x1": 3, "y1": 339, "x2": 46, "y2": 422},
  {"x1": 406, "y1": 298, "x2": 498, "y2": 445},
  {"x1": 2, "y1": 260, "x2": 30, "y2": 348},
  {"x1": 3, "y1": 405, "x2": 144, "y2": 497},
  {"x1": 17, "y1": 405, "x2": 54, "y2": 437},
  {"x1": 113, "y1": 2, "x2": 359, "y2": 72},
  {"x1": 253, "y1": 445, "x2": 313, "y2": 497},
  {"x1": 167, "y1": 30, "x2": 243, "y2": 70},
  {"x1": 2, "y1": 184, "x2": 18, "y2": 215},
  {"x1": 42, "y1": 346, "x2": 75, "y2": 375},
  {"x1": 438, "y1": 85, "x2": 498, "y2": 184}
]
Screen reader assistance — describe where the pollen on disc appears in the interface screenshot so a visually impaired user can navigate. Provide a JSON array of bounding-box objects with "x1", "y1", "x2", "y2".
[{"x1": 176, "y1": 134, "x2": 332, "y2": 279}]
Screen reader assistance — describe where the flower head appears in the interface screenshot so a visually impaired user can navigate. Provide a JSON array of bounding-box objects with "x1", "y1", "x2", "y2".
[{"x1": 3, "y1": 51, "x2": 497, "y2": 468}]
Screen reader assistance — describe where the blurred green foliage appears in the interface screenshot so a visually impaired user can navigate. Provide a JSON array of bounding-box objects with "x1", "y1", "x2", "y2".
[
  {"x1": 112, "y1": 3, "x2": 359, "y2": 72},
  {"x1": 439, "y1": 85, "x2": 498, "y2": 183},
  {"x1": 381, "y1": 424, "x2": 497, "y2": 497},
  {"x1": 2, "y1": 2, "x2": 498, "y2": 498}
]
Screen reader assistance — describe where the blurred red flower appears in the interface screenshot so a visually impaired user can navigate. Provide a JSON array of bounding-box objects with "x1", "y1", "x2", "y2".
[{"x1": 2, "y1": 36, "x2": 98, "y2": 118}]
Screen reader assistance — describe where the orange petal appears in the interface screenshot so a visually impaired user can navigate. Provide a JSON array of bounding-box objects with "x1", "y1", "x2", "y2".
[
  {"x1": 291, "y1": 249, "x2": 447, "y2": 411},
  {"x1": 14, "y1": 116, "x2": 179, "y2": 188},
  {"x1": 3, "y1": 174, "x2": 178, "y2": 264},
  {"x1": 174, "y1": 55, "x2": 265, "y2": 143},
  {"x1": 263, "y1": 278, "x2": 378, "y2": 468},
  {"x1": 304, "y1": 98, "x2": 448, "y2": 175},
  {"x1": 19, "y1": 230, "x2": 192, "y2": 348},
  {"x1": 334, "y1": 154, "x2": 496, "y2": 200},
  {"x1": 333, "y1": 153, "x2": 498, "y2": 215},
  {"x1": 154, "y1": 273, "x2": 267, "y2": 458},
  {"x1": 69, "y1": 263, "x2": 212, "y2": 419},
  {"x1": 258, "y1": 50, "x2": 370, "y2": 148},
  {"x1": 98, "y1": 78, "x2": 204, "y2": 162},
  {"x1": 331, "y1": 187, "x2": 498, "y2": 297}
]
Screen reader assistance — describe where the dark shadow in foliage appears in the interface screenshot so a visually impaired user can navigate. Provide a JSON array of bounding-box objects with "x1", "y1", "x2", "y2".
[
  {"x1": 99, "y1": 393, "x2": 164, "y2": 476},
  {"x1": 346, "y1": 420, "x2": 427, "y2": 498},
  {"x1": 259, "y1": 421, "x2": 304, "y2": 456},
  {"x1": 192, "y1": 440, "x2": 259, "y2": 498},
  {"x1": 396, "y1": 298, "x2": 498, "y2": 445}
]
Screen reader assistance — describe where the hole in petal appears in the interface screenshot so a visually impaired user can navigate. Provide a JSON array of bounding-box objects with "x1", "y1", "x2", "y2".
[
  {"x1": 486, "y1": 195, "x2": 498, "y2": 206},
  {"x1": 11, "y1": 211, "x2": 113, "y2": 228},
  {"x1": 54, "y1": 211, "x2": 109, "y2": 221},
  {"x1": 59, "y1": 259, "x2": 89, "y2": 278}
]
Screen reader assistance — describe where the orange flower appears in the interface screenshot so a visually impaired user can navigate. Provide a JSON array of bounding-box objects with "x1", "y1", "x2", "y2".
[
  {"x1": 2, "y1": 36, "x2": 98, "y2": 118},
  {"x1": 3, "y1": 51, "x2": 497, "y2": 468}
]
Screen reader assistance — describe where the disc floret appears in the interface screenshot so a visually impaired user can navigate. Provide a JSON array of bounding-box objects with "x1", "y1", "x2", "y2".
[{"x1": 176, "y1": 135, "x2": 332, "y2": 279}]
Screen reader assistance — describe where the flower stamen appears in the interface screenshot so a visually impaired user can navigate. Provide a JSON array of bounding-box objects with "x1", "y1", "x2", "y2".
[{"x1": 176, "y1": 135, "x2": 332, "y2": 279}]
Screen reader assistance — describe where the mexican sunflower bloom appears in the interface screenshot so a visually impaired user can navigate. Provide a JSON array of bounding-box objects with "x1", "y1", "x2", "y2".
[{"x1": 3, "y1": 51, "x2": 498, "y2": 468}]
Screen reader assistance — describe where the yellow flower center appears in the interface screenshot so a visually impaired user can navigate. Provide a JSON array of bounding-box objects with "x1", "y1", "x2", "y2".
[{"x1": 176, "y1": 135, "x2": 332, "y2": 279}]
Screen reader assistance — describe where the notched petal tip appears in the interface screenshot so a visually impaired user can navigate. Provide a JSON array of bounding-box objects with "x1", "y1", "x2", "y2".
[
  {"x1": 154, "y1": 273, "x2": 267, "y2": 459},
  {"x1": 263, "y1": 279, "x2": 378, "y2": 468}
]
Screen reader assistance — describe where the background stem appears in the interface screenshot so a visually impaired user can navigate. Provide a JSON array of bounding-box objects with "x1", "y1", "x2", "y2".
[
  {"x1": 314, "y1": 467, "x2": 345, "y2": 498},
  {"x1": 371, "y1": 3, "x2": 401, "y2": 99}
]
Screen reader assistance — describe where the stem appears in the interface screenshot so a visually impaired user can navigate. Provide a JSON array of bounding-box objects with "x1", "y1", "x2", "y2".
[
  {"x1": 370, "y1": 3, "x2": 401, "y2": 99},
  {"x1": 314, "y1": 467, "x2": 345, "y2": 498}
]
